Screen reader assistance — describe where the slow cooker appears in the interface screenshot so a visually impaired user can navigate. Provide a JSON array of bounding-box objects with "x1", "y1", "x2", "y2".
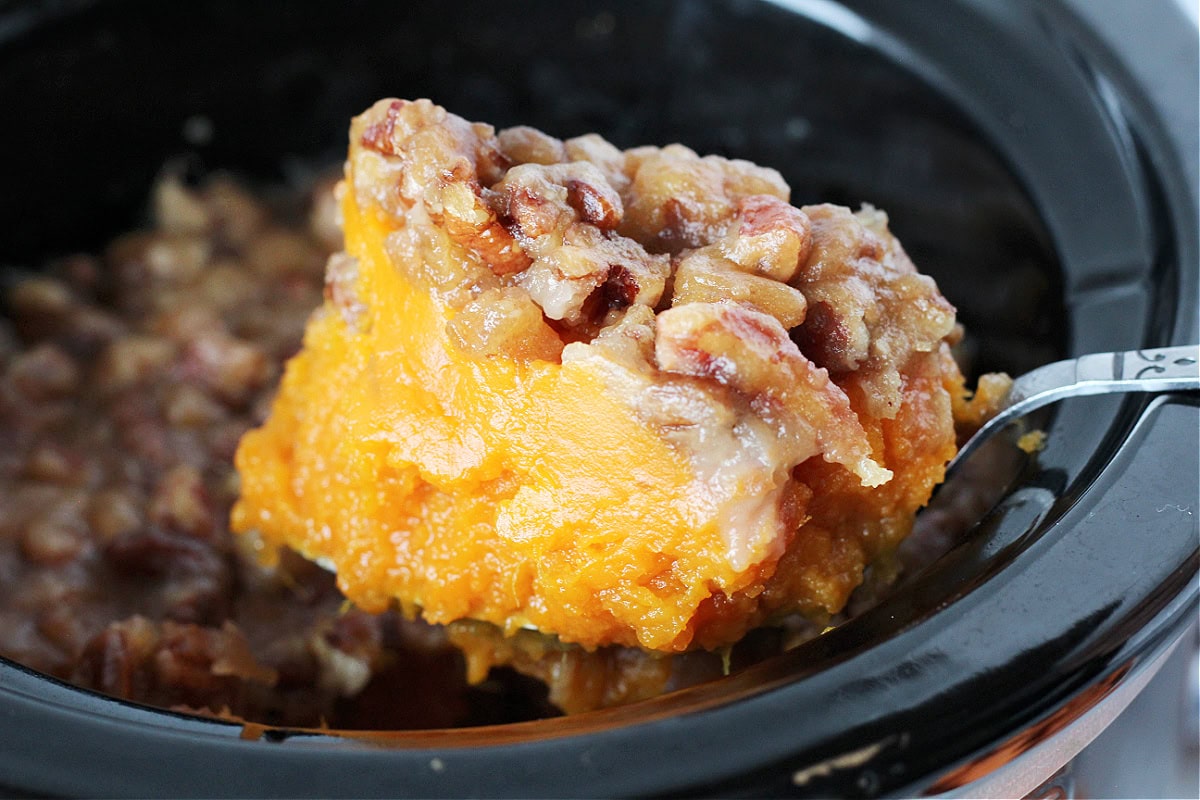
[{"x1": 0, "y1": 0, "x2": 1196, "y2": 796}]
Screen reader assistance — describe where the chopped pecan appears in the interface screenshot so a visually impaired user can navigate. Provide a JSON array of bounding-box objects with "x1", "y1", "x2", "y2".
[
  {"x1": 563, "y1": 134, "x2": 631, "y2": 193},
  {"x1": 427, "y1": 178, "x2": 531, "y2": 276},
  {"x1": 515, "y1": 224, "x2": 668, "y2": 325},
  {"x1": 493, "y1": 161, "x2": 623, "y2": 240},
  {"x1": 655, "y1": 302, "x2": 891, "y2": 487},
  {"x1": 148, "y1": 465, "x2": 214, "y2": 540},
  {"x1": 498, "y1": 125, "x2": 567, "y2": 166},
  {"x1": 791, "y1": 204, "x2": 956, "y2": 418},
  {"x1": 721, "y1": 194, "x2": 813, "y2": 282},
  {"x1": 620, "y1": 145, "x2": 789, "y2": 253},
  {"x1": 359, "y1": 99, "x2": 408, "y2": 154},
  {"x1": 671, "y1": 249, "x2": 807, "y2": 330},
  {"x1": 8, "y1": 343, "x2": 80, "y2": 400},
  {"x1": 350, "y1": 98, "x2": 509, "y2": 217},
  {"x1": 566, "y1": 179, "x2": 622, "y2": 230}
]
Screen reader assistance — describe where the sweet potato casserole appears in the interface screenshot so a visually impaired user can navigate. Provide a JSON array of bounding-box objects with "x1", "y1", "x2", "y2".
[{"x1": 0, "y1": 100, "x2": 1004, "y2": 724}]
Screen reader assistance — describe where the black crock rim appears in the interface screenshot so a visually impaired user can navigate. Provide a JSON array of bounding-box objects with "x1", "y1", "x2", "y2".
[{"x1": 0, "y1": 0, "x2": 1196, "y2": 797}]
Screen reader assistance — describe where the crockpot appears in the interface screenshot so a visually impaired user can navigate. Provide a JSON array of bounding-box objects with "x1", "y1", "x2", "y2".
[{"x1": 1, "y1": 0, "x2": 1196, "y2": 796}]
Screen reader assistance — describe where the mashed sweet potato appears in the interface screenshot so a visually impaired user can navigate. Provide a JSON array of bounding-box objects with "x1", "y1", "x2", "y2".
[{"x1": 232, "y1": 99, "x2": 972, "y2": 656}]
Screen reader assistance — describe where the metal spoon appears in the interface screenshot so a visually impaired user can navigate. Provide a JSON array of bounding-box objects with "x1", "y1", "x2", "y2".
[{"x1": 946, "y1": 343, "x2": 1200, "y2": 475}]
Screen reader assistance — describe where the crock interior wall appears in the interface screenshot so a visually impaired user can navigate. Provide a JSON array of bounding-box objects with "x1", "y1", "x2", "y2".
[{"x1": 0, "y1": 0, "x2": 1064, "y2": 377}]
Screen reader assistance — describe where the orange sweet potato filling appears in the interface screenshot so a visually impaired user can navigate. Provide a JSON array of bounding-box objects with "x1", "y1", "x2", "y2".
[{"x1": 232, "y1": 99, "x2": 969, "y2": 654}]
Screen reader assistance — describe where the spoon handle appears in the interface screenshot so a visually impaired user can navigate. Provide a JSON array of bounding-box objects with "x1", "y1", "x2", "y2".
[{"x1": 947, "y1": 344, "x2": 1200, "y2": 473}]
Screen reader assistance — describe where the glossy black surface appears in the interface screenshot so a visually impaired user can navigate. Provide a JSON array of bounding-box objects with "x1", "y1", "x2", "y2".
[
  {"x1": 0, "y1": 0, "x2": 1196, "y2": 797},
  {"x1": 0, "y1": 0, "x2": 1065, "y2": 377}
]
